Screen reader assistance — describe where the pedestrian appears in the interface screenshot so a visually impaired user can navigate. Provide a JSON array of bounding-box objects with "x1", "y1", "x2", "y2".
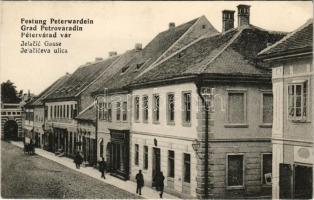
[
  {"x1": 99, "y1": 157, "x2": 107, "y2": 179},
  {"x1": 158, "y1": 171, "x2": 165, "y2": 198},
  {"x1": 135, "y1": 170, "x2": 144, "y2": 195},
  {"x1": 74, "y1": 151, "x2": 83, "y2": 169}
]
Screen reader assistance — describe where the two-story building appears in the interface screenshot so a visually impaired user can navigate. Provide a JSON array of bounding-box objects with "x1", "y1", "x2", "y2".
[
  {"x1": 24, "y1": 73, "x2": 70, "y2": 148},
  {"x1": 43, "y1": 55, "x2": 119, "y2": 164},
  {"x1": 259, "y1": 19, "x2": 313, "y2": 199},
  {"x1": 91, "y1": 16, "x2": 218, "y2": 180},
  {"x1": 130, "y1": 5, "x2": 286, "y2": 198}
]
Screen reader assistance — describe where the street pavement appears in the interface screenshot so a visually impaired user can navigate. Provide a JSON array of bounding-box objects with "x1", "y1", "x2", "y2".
[
  {"x1": 1, "y1": 141, "x2": 140, "y2": 198},
  {"x1": 3, "y1": 140, "x2": 177, "y2": 199}
]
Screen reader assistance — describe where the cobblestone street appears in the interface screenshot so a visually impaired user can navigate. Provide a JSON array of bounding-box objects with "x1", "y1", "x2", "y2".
[{"x1": 1, "y1": 141, "x2": 139, "y2": 199}]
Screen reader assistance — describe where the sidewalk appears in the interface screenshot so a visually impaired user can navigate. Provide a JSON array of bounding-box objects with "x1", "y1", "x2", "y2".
[{"x1": 10, "y1": 141, "x2": 178, "y2": 199}]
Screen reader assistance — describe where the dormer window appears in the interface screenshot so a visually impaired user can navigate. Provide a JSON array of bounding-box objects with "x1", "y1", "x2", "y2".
[
  {"x1": 121, "y1": 66, "x2": 129, "y2": 73},
  {"x1": 136, "y1": 63, "x2": 144, "y2": 71}
]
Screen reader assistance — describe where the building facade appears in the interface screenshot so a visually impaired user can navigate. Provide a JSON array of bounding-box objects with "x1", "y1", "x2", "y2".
[
  {"x1": 130, "y1": 4, "x2": 285, "y2": 198},
  {"x1": 259, "y1": 19, "x2": 313, "y2": 199},
  {"x1": 1, "y1": 103, "x2": 23, "y2": 140}
]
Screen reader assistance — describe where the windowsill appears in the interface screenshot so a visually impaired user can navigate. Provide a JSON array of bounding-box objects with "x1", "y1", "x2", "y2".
[
  {"x1": 143, "y1": 120, "x2": 148, "y2": 124},
  {"x1": 261, "y1": 184, "x2": 272, "y2": 188},
  {"x1": 226, "y1": 186, "x2": 245, "y2": 190},
  {"x1": 122, "y1": 120, "x2": 128, "y2": 123},
  {"x1": 182, "y1": 181, "x2": 191, "y2": 185},
  {"x1": 290, "y1": 119, "x2": 311, "y2": 124},
  {"x1": 134, "y1": 120, "x2": 140, "y2": 123},
  {"x1": 259, "y1": 124, "x2": 272, "y2": 128},
  {"x1": 182, "y1": 122, "x2": 191, "y2": 127},
  {"x1": 167, "y1": 121, "x2": 175, "y2": 126},
  {"x1": 153, "y1": 121, "x2": 160, "y2": 125},
  {"x1": 224, "y1": 124, "x2": 248, "y2": 128}
]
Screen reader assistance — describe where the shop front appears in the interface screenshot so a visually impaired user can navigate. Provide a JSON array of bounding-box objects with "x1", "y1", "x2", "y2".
[{"x1": 108, "y1": 129, "x2": 130, "y2": 180}]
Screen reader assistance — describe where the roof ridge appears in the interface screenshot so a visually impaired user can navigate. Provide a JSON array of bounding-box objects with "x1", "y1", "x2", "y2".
[
  {"x1": 74, "y1": 54, "x2": 123, "y2": 97},
  {"x1": 149, "y1": 32, "x2": 220, "y2": 70},
  {"x1": 135, "y1": 16, "x2": 202, "y2": 79},
  {"x1": 198, "y1": 28, "x2": 243, "y2": 73},
  {"x1": 258, "y1": 18, "x2": 313, "y2": 56}
]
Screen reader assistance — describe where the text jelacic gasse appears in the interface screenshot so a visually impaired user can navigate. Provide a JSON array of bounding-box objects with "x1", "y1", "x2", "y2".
[{"x1": 21, "y1": 41, "x2": 62, "y2": 47}]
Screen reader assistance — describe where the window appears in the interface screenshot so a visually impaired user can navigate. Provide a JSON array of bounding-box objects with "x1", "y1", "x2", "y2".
[
  {"x1": 153, "y1": 95, "x2": 160, "y2": 122},
  {"x1": 122, "y1": 102, "x2": 127, "y2": 121},
  {"x1": 134, "y1": 97, "x2": 140, "y2": 121},
  {"x1": 167, "y1": 93, "x2": 175, "y2": 123},
  {"x1": 182, "y1": 92, "x2": 191, "y2": 124},
  {"x1": 60, "y1": 105, "x2": 63, "y2": 118},
  {"x1": 100, "y1": 140, "x2": 104, "y2": 158},
  {"x1": 183, "y1": 153, "x2": 191, "y2": 183},
  {"x1": 227, "y1": 154, "x2": 244, "y2": 188},
  {"x1": 135, "y1": 144, "x2": 139, "y2": 165},
  {"x1": 143, "y1": 146, "x2": 148, "y2": 169},
  {"x1": 70, "y1": 105, "x2": 73, "y2": 118},
  {"x1": 54, "y1": 105, "x2": 56, "y2": 118},
  {"x1": 116, "y1": 102, "x2": 121, "y2": 121},
  {"x1": 262, "y1": 93, "x2": 273, "y2": 124},
  {"x1": 99, "y1": 102, "x2": 103, "y2": 120},
  {"x1": 121, "y1": 66, "x2": 129, "y2": 73},
  {"x1": 108, "y1": 103, "x2": 112, "y2": 121},
  {"x1": 103, "y1": 103, "x2": 108, "y2": 121},
  {"x1": 168, "y1": 150, "x2": 175, "y2": 178},
  {"x1": 262, "y1": 154, "x2": 272, "y2": 185},
  {"x1": 288, "y1": 81, "x2": 308, "y2": 121},
  {"x1": 63, "y1": 105, "x2": 66, "y2": 118},
  {"x1": 143, "y1": 96, "x2": 148, "y2": 122},
  {"x1": 66, "y1": 105, "x2": 69, "y2": 118},
  {"x1": 50, "y1": 106, "x2": 52, "y2": 119},
  {"x1": 227, "y1": 91, "x2": 246, "y2": 125}
]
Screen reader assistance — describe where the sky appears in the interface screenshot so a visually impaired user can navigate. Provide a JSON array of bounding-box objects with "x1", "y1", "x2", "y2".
[{"x1": 1, "y1": 1, "x2": 312, "y2": 95}]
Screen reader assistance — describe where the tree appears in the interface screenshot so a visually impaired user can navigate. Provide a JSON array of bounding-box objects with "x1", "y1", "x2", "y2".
[{"x1": 1, "y1": 80, "x2": 21, "y2": 103}]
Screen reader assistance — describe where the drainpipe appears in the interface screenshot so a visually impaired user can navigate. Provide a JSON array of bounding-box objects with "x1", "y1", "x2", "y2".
[
  {"x1": 196, "y1": 79, "x2": 209, "y2": 199},
  {"x1": 95, "y1": 98, "x2": 99, "y2": 166}
]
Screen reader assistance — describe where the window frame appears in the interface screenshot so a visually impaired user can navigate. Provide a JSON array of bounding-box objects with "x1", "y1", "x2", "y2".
[
  {"x1": 261, "y1": 153, "x2": 272, "y2": 186},
  {"x1": 134, "y1": 96, "x2": 140, "y2": 122},
  {"x1": 134, "y1": 144, "x2": 139, "y2": 166},
  {"x1": 226, "y1": 153, "x2": 245, "y2": 189},
  {"x1": 259, "y1": 90, "x2": 273, "y2": 127},
  {"x1": 168, "y1": 150, "x2": 175, "y2": 178},
  {"x1": 143, "y1": 145, "x2": 148, "y2": 169},
  {"x1": 152, "y1": 94, "x2": 160, "y2": 124},
  {"x1": 116, "y1": 102, "x2": 121, "y2": 121},
  {"x1": 108, "y1": 102, "x2": 112, "y2": 122},
  {"x1": 225, "y1": 89, "x2": 248, "y2": 128},
  {"x1": 287, "y1": 80, "x2": 309, "y2": 122},
  {"x1": 167, "y1": 93, "x2": 175, "y2": 125},
  {"x1": 142, "y1": 95, "x2": 149, "y2": 123},
  {"x1": 182, "y1": 91, "x2": 192, "y2": 127},
  {"x1": 183, "y1": 153, "x2": 191, "y2": 183},
  {"x1": 122, "y1": 101, "x2": 127, "y2": 121}
]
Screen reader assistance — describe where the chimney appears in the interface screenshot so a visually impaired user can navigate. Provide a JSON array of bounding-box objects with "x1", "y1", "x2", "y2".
[
  {"x1": 95, "y1": 57, "x2": 103, "y2": 61},
  {"x1": 108, "y1": 51, "x2": 117, "y2": 57},
  {"x1": 222, "y1": 10, "x2": 235, "y2": 32},
  {"x1": 237, "y1": 4, "x2": 250, "y2": 27},
  {"x1": 135, "y1": 43, "x2": 142, "y2": 51},
  {"x1": 169, "y1": 22, "x2": 175, "y2": 29}
]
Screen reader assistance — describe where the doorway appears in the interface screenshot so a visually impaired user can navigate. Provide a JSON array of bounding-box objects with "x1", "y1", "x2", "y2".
[
  {"x1": 3, "y1": 120, "x2": 18, "y2": 140},
  {"x1": 294, "y1": 164, "x2": 312, "y2": 199},
  {"x1": 152, "y1": 147, "x2": 161, "y2": 187}
]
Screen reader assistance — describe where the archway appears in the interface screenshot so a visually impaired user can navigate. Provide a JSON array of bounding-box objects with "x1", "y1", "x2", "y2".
[{"x1": 3, "y1": 120, "x2": 18, "y2": 140}]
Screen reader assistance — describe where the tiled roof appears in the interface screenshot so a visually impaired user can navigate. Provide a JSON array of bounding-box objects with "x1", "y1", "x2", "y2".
[
  {"x1": 83, "y1": 49, "x2": 140, "y2": 95},
  {"x1": 30, "y1": 74, "x2": 71, "y2": 106},
  {"x1": 93, "y1": 16, "x2": 218, "y2": 94},
  {"x1": 133, "y1": 25, "x2": 286, "y2": 85},
  {"x1": 76, "y1": 104, "x2": 96, "y2": 121},
  {"x1": 259, "y1": 19, "x2": 313, "y2": 57},
  {"x1": 46, "y1": 56, "x2": 119, "y2": 100}
]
